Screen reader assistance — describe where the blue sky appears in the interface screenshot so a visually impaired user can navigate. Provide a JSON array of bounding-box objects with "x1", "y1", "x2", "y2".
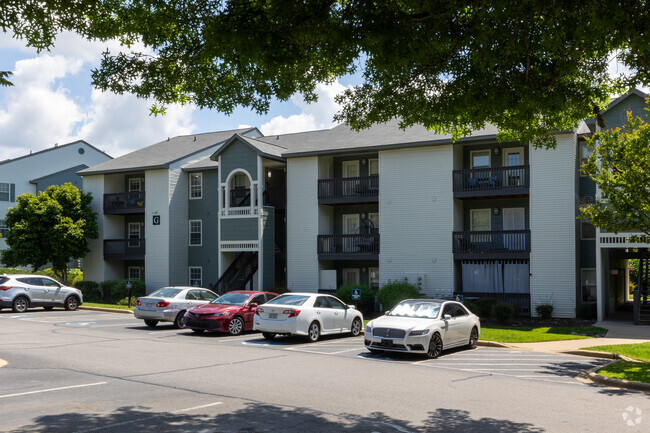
[{"x1": 0, "y1": 32, "x2": 360, "y2": 160}]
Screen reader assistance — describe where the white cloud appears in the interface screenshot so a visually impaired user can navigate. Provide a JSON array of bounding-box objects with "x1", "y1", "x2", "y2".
[{"x1": 260, "y1": 81, "x2": 348, "y2": 135}]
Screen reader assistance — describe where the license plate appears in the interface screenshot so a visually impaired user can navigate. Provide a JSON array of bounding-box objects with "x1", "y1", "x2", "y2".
[
  {"x1": 269, "y1": 313, "x2": 278, "y2": 319},
  {"x1": 381, "y1": 339, "x2": 393, "y2": 347}
]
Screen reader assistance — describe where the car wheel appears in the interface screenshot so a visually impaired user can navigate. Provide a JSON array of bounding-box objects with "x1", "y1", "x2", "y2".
[
  {"x1": 262, "y1": 332, "x2": 276, "y2": 341},
  {"x1": 12, "y1": 296, "x2": 29, "y2": 313},
  {"x1": 467, "y1": 327, "x2": 479, "y2": 349},
  {"x1": 65, "y1": 296, "x2": 80, "y2": 311},
  {"x1": 144, "y1": 319, "x2": 159, "y2": 328},
  {"x1": 307, "y1": 321, "x2": 320, "y2": 343},
  {"x1": 368, "y1": 348, "x2": 384, "y2": 354},
  {"x1": 173, "y1": 311, "x2": 186, "y2": 329},
  {"x1": 350, "y1": 317, "x2": 362, "y2": 337},
  {"x1": 228, "y1": 316, "x2": 245, "y2": 336},
  {"x1": 43, "y1": 306, "x2": 54, "y2": 311},
  {"x1": 191, "y1": 328, "x2": 205, "y2": 334},
  {"x1": 426, "y1": 332, "x2": 443, "y2": 359}
]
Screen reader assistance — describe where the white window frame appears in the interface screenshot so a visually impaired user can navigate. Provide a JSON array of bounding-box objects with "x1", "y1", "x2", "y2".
[
  {"x1": 0, "y1": 182, "x2": 10, "y2": 202},
  {"x1": 189, "y1": 172, "x2": 203, "y2": 199},
  {"x1": 128, "y1": 178, "x2": 142, "y2": 192},
  {"x1": 470, "y1": 208, "x2": 491, "y2": 231},
  {"x1": 342, "y1": 160, "x2": 360, "y2": 178},
  {"x1": 502, "y1": 147, "x2": 524, "y2": 167},
  {"x1": 189, "y1": 266, "x2": 202, "y2": 287},
  {"x1": 128, "y1": 266, "x2": 141, "y2": 280},
  {"x1": 470, "y1": 150, "x2": 491, "y2": 168},
  {"x1": 189, "y1": 219, "x2": 202, "y2": 246},
  {"x1": 128, "y1": 222, "x2": 141, "y2": 248},
  {"x1": 342, "y1": 214, "x2": 359, "y2": 234},
  {"x1": 368, "y1": 158, "x2": 379, "y2": 176}
]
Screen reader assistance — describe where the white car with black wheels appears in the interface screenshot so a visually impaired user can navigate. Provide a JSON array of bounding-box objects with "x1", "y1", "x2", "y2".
[
  {"x1": 364, "y1": 299, "x2": 480, "y2": 358},
  {"x1": 253, "y1": 292, "x2": 364, "y2": 342}
]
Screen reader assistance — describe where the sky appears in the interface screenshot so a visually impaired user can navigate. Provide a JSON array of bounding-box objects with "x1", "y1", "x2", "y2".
[{"x1": 0, "y1": 32, "x2": 358, "y2": 160}]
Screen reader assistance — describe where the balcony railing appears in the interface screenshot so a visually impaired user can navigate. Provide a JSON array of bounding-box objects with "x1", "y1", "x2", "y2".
[
  {"x1": 104, "y1": 191, "x2": 146, "y2": 214},
  {"x1": 104, "y1": 239, "x2": 146, "y2": 260},
  {"x1": 453, "y1": 165, "x2": 529, "y2": 198},
  {"x1": 453, "y1": 230, "x2": 530, "y2": 258},
  {"x1": 263, "y1": 187, "x2": 286, "y2": 209},
  {"x1": 317, "y1": 234, "x2": 380, "y2": 259},
  {"x1": 318, "y1": 176, "x2": 379, "y2": 204}
]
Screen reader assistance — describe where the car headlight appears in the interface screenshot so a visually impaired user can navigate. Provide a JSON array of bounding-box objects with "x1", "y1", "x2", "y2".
[
  {"x1": 409, "y1": 329, "x2": 430, "y2": 336},
  {"x1": 211, "y1": 312, "x2": 229, "y2": 317},
  {"x1": 365, "y1": 325, "x2": 372, "y2": 334}
]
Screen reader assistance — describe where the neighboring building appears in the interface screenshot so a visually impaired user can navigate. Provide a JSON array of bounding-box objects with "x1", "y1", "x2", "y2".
[
  {"x1": 0, "y1": 140, "x2": 112, "y2": 259},
  {"x1": 79, "y1": 90, "x2": 649, "y2": 324}
]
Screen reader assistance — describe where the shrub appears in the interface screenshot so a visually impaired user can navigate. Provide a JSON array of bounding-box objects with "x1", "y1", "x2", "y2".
[
  {"x1": 475, "y1": 298, "x2": 497, "y2": 318},
  {"x1": 376, "y1": 280, "x2": 420, "y2": 311},
  {"x1": 576, "y1": 303, "x2": 597, "y2": 320},
  {"x1": 535, "y1": 304, "x2": 554, "y2": 319},
  {"x1": 269, "y1": 286, "x2": 291, "y2": 294},
  {"x1": 336, "y1": 284, "x2": 375, "y2": 312},
  {"x1": 74, "y1": 280, "x2": 101, "y2": 303},
  {"x1": 117, "y1": 296, "x2": 137, "y2": 307},
  {"x1": 100, "y1": 279, "x2": 146, "y2": 303},
  {"x1": 494, "y1": 303, "x2": 514, "y2": 323},
  {"x1": 464, "y1": 301, "x2": 479, "y2": 315}
]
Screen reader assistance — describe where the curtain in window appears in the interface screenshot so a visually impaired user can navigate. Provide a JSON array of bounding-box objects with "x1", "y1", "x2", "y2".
[
  {"x1": 461, "y1": 261, "x2": 503, "y2": 292},
  {"x1": 503, "y1": 262, "x2": 530, "y2": 293}
]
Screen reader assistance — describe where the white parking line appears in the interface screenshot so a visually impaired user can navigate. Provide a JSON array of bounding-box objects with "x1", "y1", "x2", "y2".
[{"x1": 0, "y1": 382, "x2": 107, "y2": 399}]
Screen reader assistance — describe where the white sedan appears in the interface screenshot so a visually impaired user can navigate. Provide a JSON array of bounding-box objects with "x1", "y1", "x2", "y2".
[
  {"x1": 364, "y1": 299, "x2": 480, "y2": 358},
  {"x1": 134, "y1": 286, "x2": 218, "y2": 328},
  {"x1": 253, "y1": 292, "x2": 363, "y2": 342}
]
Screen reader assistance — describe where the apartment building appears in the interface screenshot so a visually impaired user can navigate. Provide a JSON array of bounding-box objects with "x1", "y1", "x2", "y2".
[{"x1": 0, "y1": 140, "x2": 112, "y2": 257}]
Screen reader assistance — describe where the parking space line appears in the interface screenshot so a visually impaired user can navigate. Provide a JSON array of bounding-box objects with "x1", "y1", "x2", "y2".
[{"x1": 0, "y1": 382, "x2": 107, "y2": 399}]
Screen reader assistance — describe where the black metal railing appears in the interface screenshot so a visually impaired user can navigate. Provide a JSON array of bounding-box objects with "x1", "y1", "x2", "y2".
[
  {"x1": 317, "y1": 234, "x2": 380, "y2": 256},
  {"x1": 453, "y1": 165, "x2": 529, "y2": 196},
  {"x1": 214, "y1": 251, "x2": 258, "y2": 294},
  {"x1": 453, "y1": 230, "x2": 530, "y2": 255},
  {"x1": 263, "y1": 187, "x2": 286, "y2": 209},
  {"x1": 230, "y1": 188, "x2": 251, "y2": 207},
  {"x1": 104, "y1": 239, "x2": 146, "y2": 260},
  {"x1": 104, "y1": 191, "x2": 146, "y2": 213},
  {"x1": 318, "y1": 175, "x2": 379, "y2": 201},
  {"x1": 458, "y1": 292, "x2": 531, "y2": 316}
]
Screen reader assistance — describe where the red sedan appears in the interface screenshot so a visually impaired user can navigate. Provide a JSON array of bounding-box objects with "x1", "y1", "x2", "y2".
[{"x1": 183, "y1": 291, "x2": 278, "y2": 335}]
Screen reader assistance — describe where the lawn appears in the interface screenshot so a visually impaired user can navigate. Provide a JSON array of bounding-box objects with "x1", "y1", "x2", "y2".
[
  {"x1": 582, "y1": 342, "x2": 650, "y2": 362},
  {"x1": 597, "y1": 361, "x2": 650, "y2": 383},
  {"x1": 480, "y1": 326, "x2": 608, "y2": 343},
  {"x1": 83, "y1": 302, "x2": 133, "y2": 311}
]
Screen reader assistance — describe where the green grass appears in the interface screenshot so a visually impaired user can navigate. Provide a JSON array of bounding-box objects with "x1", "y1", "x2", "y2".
[
  {"x1": 480, "y1": 326, "x2": 608, "y2": 343},
  {"x1": 582, "y1": 342, "x2": 650, "y2": 362},
  {"x1": 597, "y1": 361, "x2": 650, "y2": 383},
  {"x1": 83, "y1": 302, "x2": 133, "y2": 311}
]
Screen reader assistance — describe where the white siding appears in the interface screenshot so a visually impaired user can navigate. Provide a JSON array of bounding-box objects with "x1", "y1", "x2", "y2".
[
  {"x1": 529, "y1": 133, "x2": 577, "y2": 317},
  {"x1": 286, "y1": 157, "x2": 319, "y2": 292},
  {"x1": 145, "y1": 169, "x2": 171, "y2": 291},
  {"x1": 379, "y1": 145, "x2": 455, "y2": 297}
]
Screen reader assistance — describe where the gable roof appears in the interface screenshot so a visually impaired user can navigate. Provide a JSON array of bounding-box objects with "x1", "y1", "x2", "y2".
[
  {"x1": 78, "y1": 128, "x2": 256, "y2": 175},
  {"x1": 209, "y1": 133, "x2": 288, "y2": 162},
  {"x1": 585, "y1": 89, "x2": 649, "y2": 129},
  {"x1": 0, "y1": 140, "x2": 110, "y2": 167},
  {"x1": 30, "y1": 164, "x2": 89, "y2": 184},
  {"x1": 182, "y1": 157, "x2": 219, "y2": 171}
]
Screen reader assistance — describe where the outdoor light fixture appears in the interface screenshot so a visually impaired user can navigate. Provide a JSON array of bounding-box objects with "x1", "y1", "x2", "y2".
[
  {"x1": 361, "y1": 158, "x2": 367, "y2": 165},
  {"x1": 361, "y1": 267, "x2": 368, "y2": 273},
  {"x1": 492, "y1": 207, "x2": 500, "y2": 216},
  {"x1": 494, "y1": 147, "x2": 500, "y2": 155},
  {"x1": 267, "y1": 170, "x2": 272, "y2": 178}
]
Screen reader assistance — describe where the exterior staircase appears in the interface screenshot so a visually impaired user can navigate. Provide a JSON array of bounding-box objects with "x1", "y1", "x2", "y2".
[{"x1": 214, "y1": 252, "x2": 258, "y2": 294}]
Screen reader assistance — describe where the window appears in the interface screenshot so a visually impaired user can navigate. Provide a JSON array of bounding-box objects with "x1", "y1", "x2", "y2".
[
  {"x1": 128, "y1": 266, "x2": 141, "y2": 280},
  {"x1": 368, "y1": 158, "x2": 379, "y2": 175},
  {"x1": 470, "y1": 209, "x2": 491, "y2": 231},
  {"x1": 128, "y1": 178, "x2": 142, "y2": 192},
  {"x1": 342, "y1": 268, "x2": 360, "y2": 285},
  {"x1": 202, "y1": 290, "x2": 218, "y2": 301},
  {"x1": 128, "y1": 222, "x2": 141, "y2": 247},
  {"x1": 327, "y1": 296, "x2": 346, "y2": 309},
  {"x1": 189, "y1": 220, "x2": 202, "y2": 246},
  {"x1": 249, "y1": 294, "x2": 266, "y2": 306},
  {"x1": 189, "y1": 267, "x2": 202, "y2": 287},
  {"x1": 0, "y1": 219, "x2": 8, "y2": 237},
  {"x1": 189, "y1": 173, "x2": 202, "y2": 199},
  {"x1": 470, "y1": 150, "x2": 490, "y2": 168},
  {"x1": 581, "y1": 220, "x2": 596, "y2": 240},
  {"x1": 581, "y1": 268, "x2": 597, "y2": 302},
  {"x1": 580, "y1": 142, "x2": 593, "y2": 174},
  {"x1": 0, "y1": 183, "x2": 11, "y2": 202}
]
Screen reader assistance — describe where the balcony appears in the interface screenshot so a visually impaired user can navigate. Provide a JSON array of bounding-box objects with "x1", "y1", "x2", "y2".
[
  {"x1": 317, "y1": 234, "x2": 380, "y2": 260},
  {"x1": 104, "y1": 239, "x2": 146, "y2": 260},
  {"x1": 318, "y1": 176, "x2": 379, "y2": 204},
  {"x1": 104, "y1": 192, "x2": 146, "y2": 214},
  {"x1": 453, "y1": 165, "x2": 529, "y2": 198},
  {"x1": 453, "y1": 230, "x2": 530, "y2": 259}
]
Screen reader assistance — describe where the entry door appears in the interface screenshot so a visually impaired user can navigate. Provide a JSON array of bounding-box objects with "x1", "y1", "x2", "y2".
[
  {"x1": 503, "y1": 148, "x2": 524, "y2": 186},
  {"x1": 503, "y1": 207, "x2": 526, "y2": 250},
  {"x1": 342, "y1": 161, "x2": 360, "y2": 195},
  {"x1": 342, "y1": 214, "x2": 359, "y2": 253}
]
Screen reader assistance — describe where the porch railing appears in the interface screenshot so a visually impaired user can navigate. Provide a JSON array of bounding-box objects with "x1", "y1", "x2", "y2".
[
  {"x1": 453, "y1": 165, "x2": 529, "y2": 197},
  {"x1": 317, "y1": 234, "x2": 380, "y2": 256},
  {"x1": 318, "y1": 176, "x2": 379, "y2": 202},
  {"x1": 453, "y1": 230, "x2": 531, "y2": 255},
  {"x1": 104, "y1": 191, "x2": 146, "y2": 213},
  {"x1": 104, "y1": 239, "x2": 146, "y2": 260}
]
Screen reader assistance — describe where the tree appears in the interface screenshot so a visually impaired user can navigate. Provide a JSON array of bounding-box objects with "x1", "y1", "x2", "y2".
[
  {"x1": 1, "y1": 183, "x2": 98, "y2": 283},
  {"x1": 580, "y1": 102, "x2": 650, "y2": 242},
  {"x1": 2, "y1": 1, "x2": 650, "y2": 147}
]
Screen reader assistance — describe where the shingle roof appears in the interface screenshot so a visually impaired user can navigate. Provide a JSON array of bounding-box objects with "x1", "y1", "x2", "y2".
[
  {"x1": 78, "y1": 128, "x2": 255, "y2": 175},
  {"x1": 182, "y1": 157, "x2": 219, "y2": 171},
  {"x1": 0, "y1": 140, "x2": 110, "y2": 167},
  {"x1": 209, "y1": 134, "x2": 288, "y2": 161}
]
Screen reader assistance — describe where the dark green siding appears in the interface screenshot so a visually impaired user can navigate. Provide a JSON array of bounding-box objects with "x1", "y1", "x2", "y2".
[
  {"x1": 262, "y1": 207, "x2": 275, "y2": 290},
  {"x1": 220, "y1": 139, "x2": 258, "y2": 183},
  {"x1": 33, "y1": 165, "x2": 87, "y2": 193},
  {"x1": 221, "y1": 218, "x2": 258, "y2": 241},
  {"x1": 188, "y1": 170, "x2": 220, "y2": 287}
]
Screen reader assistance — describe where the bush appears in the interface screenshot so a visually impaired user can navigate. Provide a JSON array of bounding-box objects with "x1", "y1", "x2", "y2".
[
  {"x1": 117, "y1": 296, "x2": 137, "y2": 307},
  {"x1": 336, "y1": 284, "x2": 375, "y2": 312},
  {"x1": 464, "y1": 301, "x2": 479, "y2": 315},
  {"x1": 475, "y1": 298, "x2": 497, "y2": 318},
  {"x1": 376, "y1": 280, "x2": 420, "y2": 311},
  {"x1": 535, "y1": 304, "x2": 554, "y2": 319},
  {"x1": 576, "y1": 303, "x2": 597, "y2": 319},
  {"x1": 268, "y1": 286, "x2": 291, "y2": 295},
  {"x1": 100, "y1": 279, "x2": 146, "y2": 303},
  {"x1": 494, "y1": 303, "x2": 514, "y2": 323},
  {"x1": 74, "y1": 280, "x2": 101, "y2": 303}
]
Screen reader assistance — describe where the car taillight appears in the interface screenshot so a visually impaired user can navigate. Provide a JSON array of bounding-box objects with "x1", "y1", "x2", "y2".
[
  {"x1": 156, "y1": 301, "x2": 170, "y2": 308},
  {"x1": 136, "y1": 299, "x2": 141, "y2": 306},
  {"x1": 283, "y1": 309, "x2": 300, "y2": 317},
  {"x1": 255, "y1": 307, "x2": 264, "y2": 316},
  {"x1": 0, "y1": 286, "x2": 12, "y2": 291}
]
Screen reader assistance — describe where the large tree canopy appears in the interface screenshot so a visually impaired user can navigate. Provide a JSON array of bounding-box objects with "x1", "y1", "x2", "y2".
[
  {"x1": 2, "y1": 1, "x2": 649, "y2": 146},
  {"x1": 1, "y1": 183, "x2": 98, "y2": 282}
]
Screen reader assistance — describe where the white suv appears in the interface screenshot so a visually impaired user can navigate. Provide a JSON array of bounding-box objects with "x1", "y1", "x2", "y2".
[{"x1": 0, "y1": 274, "x2": 83, "y2": 313}]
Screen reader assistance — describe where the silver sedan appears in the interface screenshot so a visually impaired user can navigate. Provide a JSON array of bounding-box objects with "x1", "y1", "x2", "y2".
[{"x1": 134, "y1": 287, "x2": 218, "y2": 328}]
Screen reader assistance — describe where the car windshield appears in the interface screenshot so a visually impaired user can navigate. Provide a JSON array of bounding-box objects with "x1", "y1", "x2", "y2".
[
  {"x1": 387, "y1": 300, "x2": 442, "y2": 319},
  {"x1": 149, "y1": 288, "x2": 182, "y2": 298},
  {"x1": 211, "y1": 292, "x2": 250, "y2": 306},
  {"x1": 266, "y1": 294, "x2": 309, "y2": 306}
]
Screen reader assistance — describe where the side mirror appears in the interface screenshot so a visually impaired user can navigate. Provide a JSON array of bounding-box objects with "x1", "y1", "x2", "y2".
[
  {"x1": 344, "y1": 304, "x2": 351, "y2": 310},
  {"x1": 443, "y1": 314, "x2": 452, "y2": 321},
  {"x1": 249, "y1": 302, "x2": 258, "y2": 309},
  {"x1": 384, "y1": 311, "x2": 390, "y2": 315}
]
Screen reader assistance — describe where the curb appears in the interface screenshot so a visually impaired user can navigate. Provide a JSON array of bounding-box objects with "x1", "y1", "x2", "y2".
[
  {"x1": 478, "y1": 340, "x2": 510, "y2": 348},
  {"x1": 586, "y1": 360, "x2": 650, "y2": 393},
  {"x1": 79, "y1": 306, "x2": 133, "y2": 315},
  {"x1": 561, "y1": 350, "x2": 618, "y2": 359}
]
